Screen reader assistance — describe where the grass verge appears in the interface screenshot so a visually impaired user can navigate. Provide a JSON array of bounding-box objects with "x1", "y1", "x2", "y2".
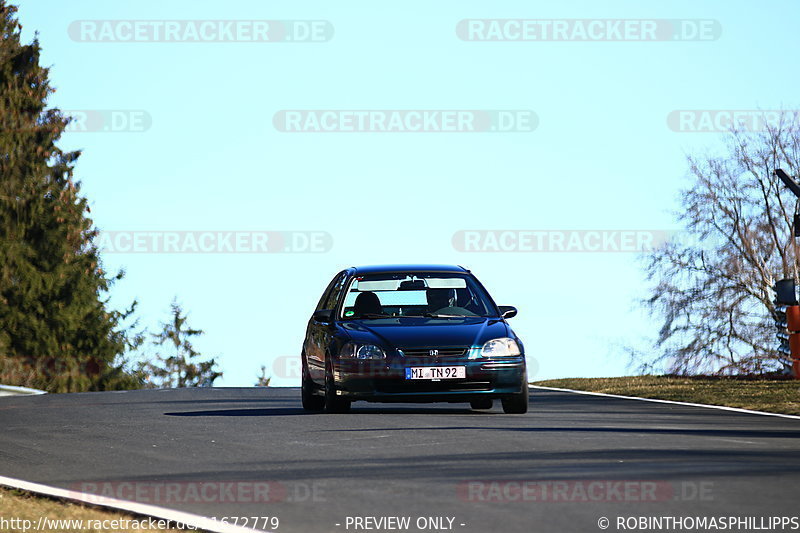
[
  {"x1": 0, "y1": 487, "x2": 192, "y2": 532},
  {"x1": 532, "y1": 375, "x2": 800, "y2": 416}
]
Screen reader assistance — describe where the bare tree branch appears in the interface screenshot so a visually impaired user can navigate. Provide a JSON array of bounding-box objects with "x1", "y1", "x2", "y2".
[{"x1": 641, "y1": 117, "x2": 799, "y2": 375}]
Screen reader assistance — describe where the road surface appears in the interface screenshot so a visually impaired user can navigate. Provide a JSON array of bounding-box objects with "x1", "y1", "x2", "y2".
[{"x1": 1, "y1": 387, "x2": 799, "y2": 532}]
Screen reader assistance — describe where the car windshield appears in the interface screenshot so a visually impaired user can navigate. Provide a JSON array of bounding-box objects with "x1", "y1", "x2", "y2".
[{"x1": 340, "y1": 272, "x2": 496, "y2": 319}]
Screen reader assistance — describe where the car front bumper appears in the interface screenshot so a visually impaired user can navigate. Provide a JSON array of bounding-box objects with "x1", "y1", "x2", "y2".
[{"x1": 332, "y1": 356, "x2": 527, "y2": 402}]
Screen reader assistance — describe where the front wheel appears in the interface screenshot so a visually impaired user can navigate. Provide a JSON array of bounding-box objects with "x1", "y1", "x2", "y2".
[
  {"x1": 324, "y1": 360, "x2": 351, "y2": 414},
  {"x1": 301, "y1": 360, "x2": 324, "y2": 412},
  {"x1": 501, "y1": 373, "x2": 529, "y2": 414}
]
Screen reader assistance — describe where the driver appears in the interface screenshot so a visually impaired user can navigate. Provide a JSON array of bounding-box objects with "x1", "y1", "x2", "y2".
[{"x1": 426, "y1": 288, "x2": 454, "y2": 312}]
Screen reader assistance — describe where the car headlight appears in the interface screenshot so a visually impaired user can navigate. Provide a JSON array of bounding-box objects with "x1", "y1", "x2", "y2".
[
  {"x1": 339, "y1": 343, "x2": 386, "y2": 360},
  {"x1": 480, "y1": 338, "x2": 521, "y2": 357}
]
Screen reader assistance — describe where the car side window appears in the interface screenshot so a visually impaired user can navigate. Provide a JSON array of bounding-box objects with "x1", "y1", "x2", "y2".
[
  {"x1": 315, "y1": 272, "x2": 343, "y2": 312},
  {"x1": 323, "y1": 272, "x2": 348, "y2": 312}
]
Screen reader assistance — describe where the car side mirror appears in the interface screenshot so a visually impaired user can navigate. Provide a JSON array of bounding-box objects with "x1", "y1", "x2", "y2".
[
  {"x1": 313, "y1": 309, "x2": 334, "y2": 322},
  {"x1": 498, "y1": 306, "x2": 517, "y2": 319}
]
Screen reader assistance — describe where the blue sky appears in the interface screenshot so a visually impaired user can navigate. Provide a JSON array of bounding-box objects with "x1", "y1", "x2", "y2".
[{"x1": 15, "y1": 0, "x2": 800, "y2": 386}]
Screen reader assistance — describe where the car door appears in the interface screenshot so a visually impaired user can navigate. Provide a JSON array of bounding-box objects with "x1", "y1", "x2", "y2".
[{"x1": 306, "y1": 271, "x2": 347, "y2": 382}]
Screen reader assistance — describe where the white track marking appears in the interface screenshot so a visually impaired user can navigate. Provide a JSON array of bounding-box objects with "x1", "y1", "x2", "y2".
[
  {"x1": 531, "y1": 385, "x2": 800, "y2": 421},
  {"x1": 0, "y1": 475, "x2": 271, "y2": 533}
]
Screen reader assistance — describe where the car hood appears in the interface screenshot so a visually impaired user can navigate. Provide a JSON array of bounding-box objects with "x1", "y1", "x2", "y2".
[{"x1": 340, "y1": 317, "x2": 512, "y2": 349}]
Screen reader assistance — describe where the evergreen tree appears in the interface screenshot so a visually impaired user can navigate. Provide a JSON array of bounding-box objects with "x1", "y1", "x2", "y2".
[
  {"x1": 0, "y1": 2, "x2": 141, "y2": 391},
  {"x1": 143, "y1": 300, "x2": 222, "y2": 388}
]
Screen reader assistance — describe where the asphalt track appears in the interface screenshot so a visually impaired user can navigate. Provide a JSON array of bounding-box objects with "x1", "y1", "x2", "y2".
[{"x1": 1, "y1": 387, "x2": 799, "y2": 533}]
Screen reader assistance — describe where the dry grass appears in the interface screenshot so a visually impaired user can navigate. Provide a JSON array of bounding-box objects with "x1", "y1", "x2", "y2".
[
  {"x1": 0, "y1": 487, "x2": 191, "y2": 532},
  {"x1": 532, "y1": 375, "x2": 800, "y2": 415}
]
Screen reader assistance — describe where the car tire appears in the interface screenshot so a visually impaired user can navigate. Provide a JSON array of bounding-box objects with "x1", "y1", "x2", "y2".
[
  {"x1": 501, "y1": 372, "x2": 529, "y2": 414},
  {"x1": 301, "y1": 360, "x2": 324, "y2": 412},
  {"x1": 324, "y1": 360, "x2": 351, "y2": 414},
  {"x1": 470, "y1": 398, "x2": 493, "y2": 410}
]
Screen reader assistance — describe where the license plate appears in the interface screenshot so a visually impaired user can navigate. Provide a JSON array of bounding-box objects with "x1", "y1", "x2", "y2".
[{"x1": 405, "y1": 366, "x2": 466, "y2": 380}]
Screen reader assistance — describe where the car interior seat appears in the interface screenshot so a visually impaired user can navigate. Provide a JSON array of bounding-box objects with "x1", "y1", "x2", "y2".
[{"x1": 353, "y1": 291, "x2": 383, "y2": 315}]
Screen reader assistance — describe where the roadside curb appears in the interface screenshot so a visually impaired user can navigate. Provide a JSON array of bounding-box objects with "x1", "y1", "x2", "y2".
[
  {"x1": 0, "y1": 385, "x2": 47, "y2": 397},
  {"x1": 531, "y1": 385, "x2": 800, "y2": 421}
]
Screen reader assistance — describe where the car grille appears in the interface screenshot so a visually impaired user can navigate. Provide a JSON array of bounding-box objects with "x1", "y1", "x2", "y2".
[
  {"x1": 398, "y1": 347, "x2": 468, "y2": 358},
  {"x1": 375, "y1": 380, "x2": 493, "y2": 393}
]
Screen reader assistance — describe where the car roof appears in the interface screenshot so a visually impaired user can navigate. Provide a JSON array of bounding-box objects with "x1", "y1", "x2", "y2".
[{"x1": 349, "y1": 264, "x2": 469, "y2": 275}]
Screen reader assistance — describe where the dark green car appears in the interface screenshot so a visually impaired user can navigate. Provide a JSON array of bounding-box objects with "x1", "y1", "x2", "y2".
[{"x1": 301, "y1": 264, "x2": 529, "y2": 414}]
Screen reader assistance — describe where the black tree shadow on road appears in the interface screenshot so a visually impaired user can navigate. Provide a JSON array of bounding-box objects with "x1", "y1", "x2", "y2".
[
  {"x1": 83, "y1": 447, "x2": 800, "y2": 485},
  {"x1": 165, "y1": 408, "x2": 308, "y2": 417},
  {"x1": 317, "y1": 425, "x2": 800, "y2": 439},
  {"x1": 164, "y1": 406, "x2": 499, "y2": 416}
]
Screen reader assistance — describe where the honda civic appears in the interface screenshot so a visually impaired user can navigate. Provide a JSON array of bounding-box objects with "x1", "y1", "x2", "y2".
[{"x1": 301, "y1": 265, "x2": 529, "y2": 414}]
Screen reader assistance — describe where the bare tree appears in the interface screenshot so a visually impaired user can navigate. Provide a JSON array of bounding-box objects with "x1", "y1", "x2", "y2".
[
  {"x1": 254, "y1": 365, "x2": 272, "y2": 387},
  {"x1": 642, "y1": 114, "x2": 800, "y2": 374}
]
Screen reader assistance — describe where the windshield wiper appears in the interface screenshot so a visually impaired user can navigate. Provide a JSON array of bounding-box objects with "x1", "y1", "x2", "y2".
[
  {"x1": 421, "y1": 313, "x2": 467, "y2": 318},
  {"x1": 353, "y1": 313, "x2": 391, "y2": 319}
]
